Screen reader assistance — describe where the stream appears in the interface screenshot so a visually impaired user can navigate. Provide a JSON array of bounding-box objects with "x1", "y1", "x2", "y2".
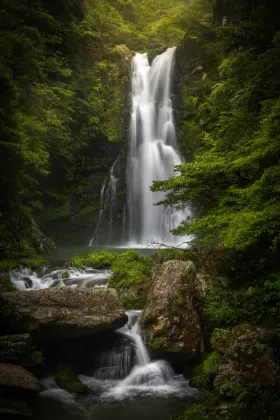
[{"x1": 10, "y1": 266, "x2": 200, "y2": 420}]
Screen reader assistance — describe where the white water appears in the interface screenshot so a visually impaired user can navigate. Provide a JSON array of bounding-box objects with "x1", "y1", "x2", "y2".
[
  {"x1": 128, "y1": 47, "x2": 191, "y2": 247},
  {"x1": 10, "y1": 267, "x2": 111, "y2": 291},
  {"x1": 89, "y1": 156, "x2": 119, "y2": 246},
  {"x1": 79, "y1": 310, "x2": 197, "y2": 400}
]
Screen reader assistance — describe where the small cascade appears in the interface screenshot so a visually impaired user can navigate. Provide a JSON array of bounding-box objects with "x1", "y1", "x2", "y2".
[
  {"x1": 78, "y1": 310, "x2": 197, "y2": 400},
  {"x1": 89, "y1": 156, "x2": 120, "y2": 246},
  {"x1": 10, "y1": 267, "x2": 110, "y2": 291}
]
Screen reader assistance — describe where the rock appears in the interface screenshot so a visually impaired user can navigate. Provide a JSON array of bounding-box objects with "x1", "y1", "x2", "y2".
[
  {"x1": 211, "y1": 329, "x2": 232, "y2": 354},
  {"x1": 55, "y1": 364, "x2": 90, "y2": 394},
  {"x1": 212, "y1": 325, "x2": 264, "y2": 355},
  {"x1": 0, "y1": 398, "x2": 32, "y2": 418},
  {"x1": 194, "y1": 273, "x2": 213, "y2": 300},
  {"x1": 142, "y1": 260, "x2": 201, "y2": 363},
  {"x1": 0, "y1": 363, "x2": 40, "y2": 397},
  {"x1": 0, "y1": 334, "x2": 31, "y2": 364},
  {"x1": 2, "y1": 287, "x2": 127, "y2": 341},
  {"x1": 111, "y1": 283, "x2": 149, "y2": 309},
  {"x1": 213, "y1": 326, "x2": 280, "y2": 398}
]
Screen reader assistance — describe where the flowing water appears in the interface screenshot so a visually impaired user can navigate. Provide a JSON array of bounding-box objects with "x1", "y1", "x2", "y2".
[
  {"x1": 10, "y1": 268, "x2": 199, "y2": 419},
  {"x1": 90, "y1": 48, "x2": 192, "y2": 248},
  {"x1": 32, "y1": 311, "x2": 198, "y2": 420},
  {"x1": 127, "y1": 47, "x2": 191, "y2": 247}
]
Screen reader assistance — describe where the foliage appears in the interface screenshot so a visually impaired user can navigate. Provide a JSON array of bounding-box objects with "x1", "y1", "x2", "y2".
[
  {"x1": 68, "y1": 250, "x2": 118, "y2": 269},
  {"x1": 110, "y1": 250, "x2": 152, "y2": 287},
  {"x1": 152, "y1": 3, "x2": 280, "y2": 255},
  {"x1": 68, "y1": 249, "x2": 152, "y2": 286},
  {"x1": 191, "y1": 352, "x2": 221, "y2": 390},
  {"x1": 172, "y1": 404, "x2": 216, "y2": 420},
  {"x1": 203, "y1": 272, "x2": 280, "y2": 329}
]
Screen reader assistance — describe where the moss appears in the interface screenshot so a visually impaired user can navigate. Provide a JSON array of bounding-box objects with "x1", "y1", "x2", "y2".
[
  {"x1": 67, "y1": 250, "x2": 118, "y2": 269},
  {"x1": 191, "y1": 352, "x2": 222, "y2": 390},
  {"x1": 0, "y1": 275, "x2": 15, "y2": 292},
  {"x1": 55, "y1": 365, "x2": 90, "y2": 394},
  {"x1": 172, "y1": 404, "x2": 216, "y2": 420},
  {"x1": 176, "y1": 293, "x2": 185, "y2": 306},
  {"x1": 61, "y1": 270, "x2": 70, "y2": 279},
  {"x1": 149, "y1": 335, "x2": 173, "y2": 351},
  {"x1": 25, "y1": 346, "x2": 45, "y2": 366},
  {"x1": 0, "y1": 256, "x2": 45, "y2": 272}
]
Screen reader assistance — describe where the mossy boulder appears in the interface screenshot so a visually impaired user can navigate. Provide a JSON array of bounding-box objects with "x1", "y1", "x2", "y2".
[
  {"x1": 1, "y1": 287, "x2": 127, "y2": 341},
  {"x1": 55, "y1": 364, "x2": 90, "y2": 394},
  {"x1": 142, "y1": 260, "x2": 201, "y2": 364},
  {"x1": 214, "y1": 326, "x2": 280, "y2": 398}
]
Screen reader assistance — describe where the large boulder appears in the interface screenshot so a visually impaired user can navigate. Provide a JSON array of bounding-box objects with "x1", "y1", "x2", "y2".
[
  {"x1": 142, "y1": 260, "x2": 201, "y2": 364},
  {"x1": 1, "y1": 287, "x2": 127, "y2": 341},
  {"x1": 0, "y1": 364, "x2": 40, "y2": 418},
  {"x1": 0, "y1": 334, "x2": 31, "y2": 364},
  {"x1": 0, "y1": 363, "x2": 40, "y2": 397},
  {"x1": 212, "y1": 325, "x2": 280, "y2": 398}
]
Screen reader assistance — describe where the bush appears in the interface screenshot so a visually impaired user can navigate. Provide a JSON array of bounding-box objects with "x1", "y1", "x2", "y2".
[
  {"x1": 110, "y1": 250, "x2": 152, "y2": 287},
  {"x1": 68, "y1": 250, "x2": 118, "y2": 269},
  {"x1": 204, "y1": 272, "x2": 280, "y2": 329},
  {"x1": 191, "y1": 352, "x2": 221, "y2": 390}
]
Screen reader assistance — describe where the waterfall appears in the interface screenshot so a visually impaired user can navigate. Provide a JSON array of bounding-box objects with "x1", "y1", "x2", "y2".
[
  {"x1": 79, "y1": 310, "x2": 196, "y2": 400},
  {"x1": 128, "y1": 47, "x2": 191, "y2": 247},
  {"x1": 89, "y1": 156, "x2": 119, "y2": 246}
]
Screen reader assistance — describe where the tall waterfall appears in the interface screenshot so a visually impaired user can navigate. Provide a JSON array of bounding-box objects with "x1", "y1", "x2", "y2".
[{"x1": 128, "y1": 47, "x2": 190, "y2": 247}]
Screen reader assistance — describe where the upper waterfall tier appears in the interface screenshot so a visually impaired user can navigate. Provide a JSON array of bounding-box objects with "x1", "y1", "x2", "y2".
[{"x1": 127, "y1": 47, "x2": 191, "y2": 247}]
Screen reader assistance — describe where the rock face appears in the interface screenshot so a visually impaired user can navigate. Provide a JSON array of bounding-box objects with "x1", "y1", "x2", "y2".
[
  {"x1": 2, "y1": 287, "x2": 127, "y2": 341},
  {"x1": 212, "y1": 325, "x2": 280, "y2": 398},
  {"x1": 0, "y1": 334, "x2": 31, "y2": 364},
  {"x1": 0, "y1": 363, "x2": 40, "y2": 418},
  {"x1": 0, "y1": 363, "x2": 40, "y2": 396},
  {"x1": 142, "y1": 260, "x2": 201, "y2": 363}
]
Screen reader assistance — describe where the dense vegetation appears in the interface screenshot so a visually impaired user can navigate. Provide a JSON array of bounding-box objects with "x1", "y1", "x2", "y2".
[
  {"x1": 0, "y1": 0, "x2": 189, "y2": 256},
  {"x1": 1, "y1": 0, "x2": 280, "y2": 418}
]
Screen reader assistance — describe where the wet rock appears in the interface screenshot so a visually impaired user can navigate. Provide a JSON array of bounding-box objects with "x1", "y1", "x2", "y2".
[
  {"x1": 55, "y1": 364, "x2": 90, "y2": 394},
  {"x1": 142, "y1": 260, "x2": 200, "y2": 363},
  {"x1": 1, "y1": 288, "x2": 128, "y2": 341},
  {"x1": 0, "y1": 397, "x2": 32, "y2": 418},
  {"x1": 0, "y1": 334, "x2": 31, "y2": 364},
  {"x1": 23, "y1": 277, "x2": 33, "y2": 289},
  {"x1": 0, "y1": 363, "x2": 40, "y2": 397}
]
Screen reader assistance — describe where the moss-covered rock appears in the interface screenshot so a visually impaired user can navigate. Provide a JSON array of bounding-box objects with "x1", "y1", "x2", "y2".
[
  {"x1": 214, "y1": 326, "x2": 280, "y2": 396},
  {"x1": 1, "y1": 287, "x2": 127, "y2": 340},
  {"x1": 55, "y1": 364, "x2": 90, "y2": 394},
  {"x1": 142, "y1": 260, "x2": 201, "y2": 364},
  {"x1": 211, "y1": 329, "x2": 231, "y2": 354}
]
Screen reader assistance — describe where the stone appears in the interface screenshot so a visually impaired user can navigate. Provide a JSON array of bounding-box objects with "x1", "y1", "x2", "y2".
[
  {"x1": 0, "y1": 398, "x2": 32, "y2": 418},
  {"x1": 194, "y1": 273, "x2": 213, "y2": 300},
  {"x1": 55, "y1": 364, "x2": 90, "y2": 394},
  {"x1": 2, "y1": 287, "x2": 127, "y2": 341},
  {"x1": 0, "y1": 334, "x2": 32, "y2": 364},
  {"x1": 0, "y1": 363, "x2": 40, "y2": 396},
  {"x1": 142, "y1": 260, "x2": 201, "y2": 363},
  {"x1": 213, "y1": 326, "x2": 280, "y2": 398}
]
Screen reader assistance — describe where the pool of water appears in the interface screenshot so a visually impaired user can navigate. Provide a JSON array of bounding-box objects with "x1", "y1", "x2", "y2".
[
  {"x1": 44, "y1": 245, "x2": 156, "y2": 265},
  {"x1": 33, "y1": 392, "x2": 197, "y2": 420}
]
